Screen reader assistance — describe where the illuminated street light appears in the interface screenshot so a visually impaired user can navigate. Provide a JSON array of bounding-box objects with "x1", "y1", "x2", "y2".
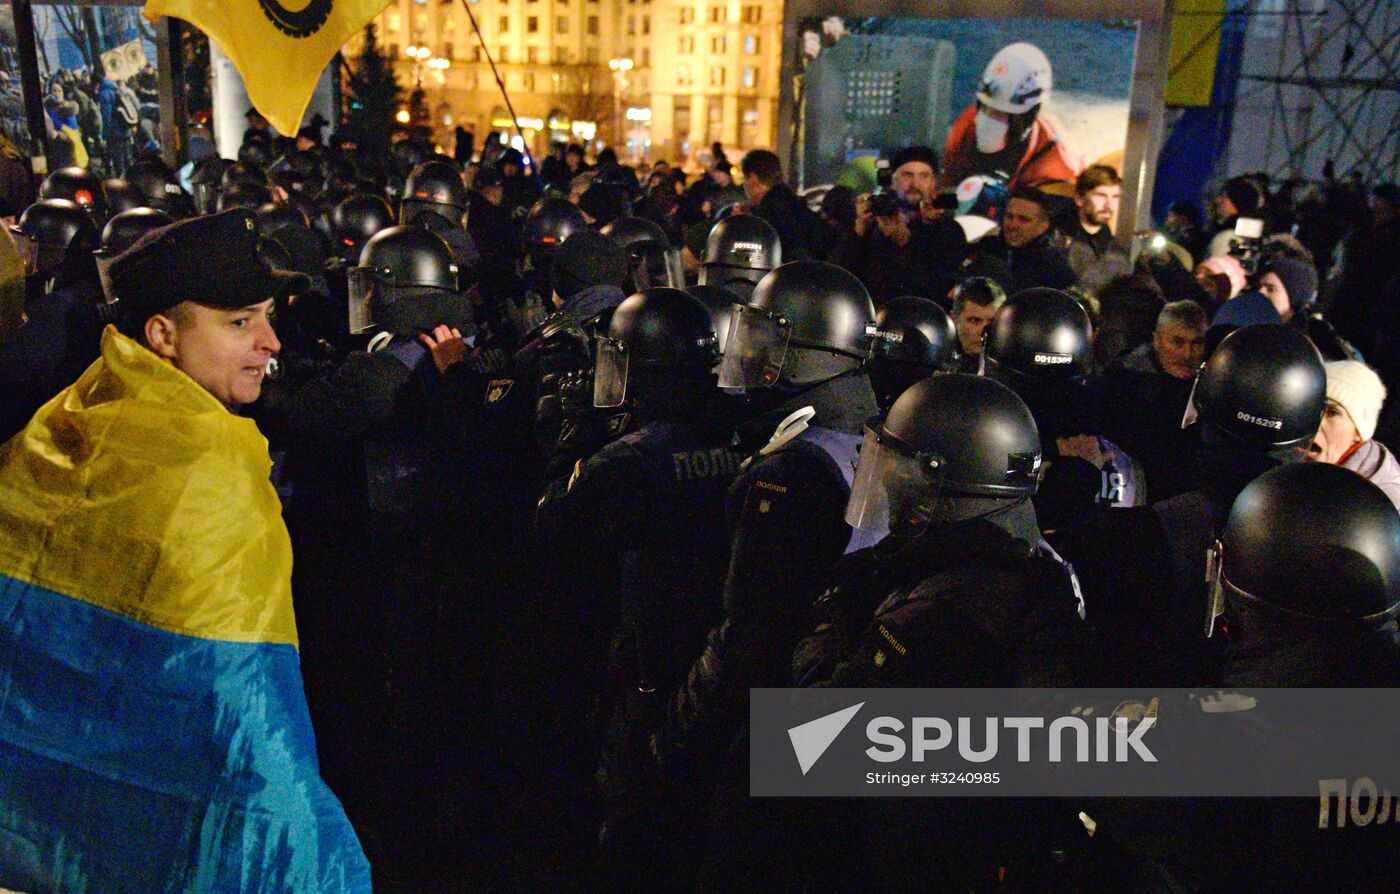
[{"x1": 608, "y1": 57, "x2": 634, "y2": 150}]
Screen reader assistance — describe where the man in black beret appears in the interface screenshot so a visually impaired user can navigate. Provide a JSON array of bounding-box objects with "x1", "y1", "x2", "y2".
[
  {"x1": 109, "y1": 207, "x2": 308, "y2": 408},
  {"x1": 830, "y1": 144, "x2": 969, "y2": 306}
]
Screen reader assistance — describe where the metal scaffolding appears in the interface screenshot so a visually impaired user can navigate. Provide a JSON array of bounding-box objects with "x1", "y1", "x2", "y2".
[{"x1": 1230, "y1": 0, "x2": 1400, "y2": 182}]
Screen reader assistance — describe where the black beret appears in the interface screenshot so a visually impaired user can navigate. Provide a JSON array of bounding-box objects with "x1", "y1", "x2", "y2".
[{"x1": 109, "y1": 208, "x2": 310, "y2": 324}]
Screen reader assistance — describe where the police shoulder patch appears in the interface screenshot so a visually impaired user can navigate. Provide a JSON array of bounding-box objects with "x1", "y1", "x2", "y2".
[{"x1": 485, "y1": 378, "x2": 515, "y2": 404}]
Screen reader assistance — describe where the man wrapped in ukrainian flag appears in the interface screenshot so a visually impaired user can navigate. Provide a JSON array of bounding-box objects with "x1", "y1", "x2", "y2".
[{"x1": 0, "y1": 209, "x2": 371, "y2": 892}]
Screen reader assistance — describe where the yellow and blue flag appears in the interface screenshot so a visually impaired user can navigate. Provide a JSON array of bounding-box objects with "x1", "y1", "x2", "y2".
[
  {"x1": 142, "y1": 0, "x2": 395, "y2": 136},
  {"x1": 0, "y1": 328, "x2": 370, "y2": 892}
]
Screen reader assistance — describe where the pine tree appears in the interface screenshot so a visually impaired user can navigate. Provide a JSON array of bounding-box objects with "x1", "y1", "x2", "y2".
[{"x1": 344, "y1": 24, "x2": 403, "y2": 157}]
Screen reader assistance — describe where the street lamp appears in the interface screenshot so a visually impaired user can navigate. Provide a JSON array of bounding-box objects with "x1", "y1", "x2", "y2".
[{"x1": 608, "y1": 57, "x2": 633, "y2": 152}]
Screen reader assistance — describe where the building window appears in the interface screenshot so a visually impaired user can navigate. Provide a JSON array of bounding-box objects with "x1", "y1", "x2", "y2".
[
  {"x1": 626, "y1": 15, "x2": 635, "y2": 35},
  {"x1": 709, "y1": 66, "x2": 725, "y2": 86},
  {"x1": 557, "y1": 16, "x2": 568, "y2": 33},
  {"x1": 679, "y1": 35, "x2": 694, "y2": 54},
  {"x1": 528, "y1": 46, "x2": 540, "y2": 62},
  {"x1": 499, "y1": 16, "x2": 508, "y2": 32},
  {"x1": 711, "y1": 36, "x2": 726, "y2": 54},
  {"x1": 677, "y1": 63, "x2": 692, "y2": 86},
  {"x1": 641, "y1": 48, "x2": 650, "y2": 67},
  {"x1": 709, "y1": 6, "x2": 726, "y2": 24},
  {"x1": 554, "y1": 47, "x2": 568, "y2": 62},
  {"x1": 472, "y1": 46, "x2": 482, "y2": 62},
  {"x1": 444, "y1": 42, "x2": 454, "y2": 60},
  {"x1": 499, "y1": 46, "x2": 508, "y2": 62},
  {"x1": 679, "y1": 7, "x2": 694, "y2": 25},
  {"x1": 642, "y1": 15, "x2": 650, "y2": 35},
  {"x1": 742, "y1": 66, "x2": 755, "y2": 88},
  {"x1": 387, "y1": 9, "x2": 402, "y2": 32},
  {"x1": 587, "y1": 16, "x2": 599, "y2": 35},
  {"x1": 741, "y1": 6, "x2": 761, "y2": 24},
  {"x1": 524, "y1": 73, "x2": 535, "y2": 90},
  {"x1": 743, "y1": 34, "x2": 757, "y2": 55},
  {"x1": 586, "y1": 46, "x2": 598, "y2": 62},
  {"x1": 387, "y1": 42, "x2": 400, "y2": 58},
  {"x1": 527, "y1": 16, "x2": 538, "y2": 33}
]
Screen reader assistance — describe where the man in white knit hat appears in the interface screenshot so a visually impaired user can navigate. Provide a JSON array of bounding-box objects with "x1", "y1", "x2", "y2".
[{"x1": 1309, "y1": 359, "x2": 1400, "y2": 510}]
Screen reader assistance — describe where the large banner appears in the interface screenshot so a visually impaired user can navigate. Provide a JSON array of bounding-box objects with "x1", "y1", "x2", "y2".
[
  {"x1": 797, "y1": 15, "x2": 1139, "y2": 215},
  {"x1": 27, "y1": 5, "x2": 161, "y2": 177}
]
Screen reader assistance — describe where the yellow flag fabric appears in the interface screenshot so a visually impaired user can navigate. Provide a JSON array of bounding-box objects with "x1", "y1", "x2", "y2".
[
  {"x1": 143, "y1": 0, "x2": 393, "y2": 135},
  {"x1": 0, "y1": 326, "x2": 297, "y2": 646},
  {"x1": 1166, "y1": 0, "x2": 1225, "y2": 107}
]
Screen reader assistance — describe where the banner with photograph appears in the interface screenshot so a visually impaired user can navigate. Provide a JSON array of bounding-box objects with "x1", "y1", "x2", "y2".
[
  {"x1": 796, "y1": 16, "x2": 1139, "y2": 217},
  {"x1": 29, "y1": 5, "x2": 161, "y2": 177}
]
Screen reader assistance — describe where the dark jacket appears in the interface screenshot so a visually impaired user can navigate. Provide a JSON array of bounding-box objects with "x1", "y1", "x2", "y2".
[
  {"x1": 967, "y1": 231, "x2": 1078, "y2": 294},
  {"x1": 1064, "y1": 222, "x2": 1132, "y2": 296},
  {"x1": 830, "y1": 214, "x2": 969, "y2": 306},
  {"x1": 653, "y1": 371, "x2": 877, "y2": 768},
  {"x1": 751, "y1": 183, "x2": 826, "y2": 262},
  {"x1": 1098, "y1": 342, "x2": 1201, "y2": 502}
]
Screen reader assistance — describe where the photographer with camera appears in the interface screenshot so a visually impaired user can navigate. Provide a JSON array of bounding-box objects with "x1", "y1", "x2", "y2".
[{"x1": 830, "y1": 146, "x2": 969, "y2": 307}]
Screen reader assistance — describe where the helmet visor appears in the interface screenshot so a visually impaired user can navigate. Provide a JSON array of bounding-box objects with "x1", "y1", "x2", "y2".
[
  {"x1": 346, "y1": 266, "x2": 378, "y2": 334},
  {"x1": 9, "y1": 231, "x2": 39, "y2": 276},
  {"x1": 593, "y1": 335, "x2": 630, "y2": 408},
  {"x1": 844, "y1": 423, "x2": 943, "y2": 539},
  {"x1": 717, "y1": 303, "x2": 791, "y2": 390}
]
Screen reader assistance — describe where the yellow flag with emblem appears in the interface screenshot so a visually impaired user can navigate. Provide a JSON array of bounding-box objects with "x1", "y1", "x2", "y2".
[{"x1": 143, "y1": 0, "x2": 393, "y2": 135}]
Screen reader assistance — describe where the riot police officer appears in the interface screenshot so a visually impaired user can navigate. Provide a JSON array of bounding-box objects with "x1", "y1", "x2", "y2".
[
  {"x1": 510, "y1": 197, "x2": 589, "y2": 335},
  {"x1": 38, "y1": 166, "x2": 107, "y2": 228},
  {"x1": 93, "y1": 207, "x2": 172, "y2": 301},
  {"x1": 696, "y1": 213, "x2": 781, "y2": 302},
  {"x1": 248, "y1": 222, "x2": 474, "y2": 888},
  {"x1": 535, "y1": 289, "x2": 743, "y2": 887},
  {"x1": 865, "y1": 295, "x2": 957, "y2": 411},
  {"x1": 981, "y1": 288, "x2": 1146, "y2": 535},
  {"x1": 1098, "y1": 463, "x2": 1400, "y2": 892},
  {"x1": 400, "y1": 159, "x2": 479, "y2": 274},
  {"x1": 602, "y1": 216, "x2": 686, "y2": 291},
  {"x1": 1062, "y1": 323, "x2": 1327, "y2": 687},
  {"x1": 330, "y1": 193, "x2": 395, "y2": 265},
  {"x1": 652, "y1": 261, "x2": 878, "y2": 822},
  {"x1": 791, "y1": 373, "x2": 1087, "y2": 886},
  {"x1": 0, "y1": 199, "x2": 104, "y2": 440}
]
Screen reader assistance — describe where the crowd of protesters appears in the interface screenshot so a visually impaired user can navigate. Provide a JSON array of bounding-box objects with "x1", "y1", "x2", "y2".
[{"x1": 0, "y1": 118, "x2": 1397, "y2": 892}]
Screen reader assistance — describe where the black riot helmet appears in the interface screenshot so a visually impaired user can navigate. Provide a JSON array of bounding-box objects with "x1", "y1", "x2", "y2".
[
  {"x1": 332, "y1": 193, "x2": 395, "y2": 263},
  {"x1": 189, "y1": 156, "x2": 232, "y2": 215},
  {"x1": 718, "y1": 261, "x2": 875, "y2": 390},
  {"x1": 14, "y1": 199, "x2": 101, "y2": 275},
  {"x1": 594, "y1": 287, "x2": 721, "y2": 408},
  {"x1": 95, "y1": 207, "x2": 172, "y2": 260},
  {"x1": 390, "y1": 139, "x2": 432, "y2": 178},
  {"x1": 523, "y1": 197, "x2": 588, "y2": 254},
  {"x1": 125, "y1": 161, "x2": 193, "y2": 217},
  {"x1": 846, "y1": 373, "x2": 1042, "y2": 539},
  {"x1": 221, "y1": 161, "x2": 269, "y2": 191},
  {"x1": 39, "y1": 167, "x2": 107, "y2": 226},
  {"x1": 254, "y1": 202, "x2": 311, "y2": 235},
  {"x1": 866, "y1": 296, "x2": 957, "y2": 411},
  {"x1": 698, "y1": 214, "x2": 781, "y2": 291},
  {"x1": 401, "y1": 159, "x2": 468, "y2": 228},
  {"x1": 602, "y1": 216, "x2": 685, "y2": 289},
  {"x1": 102, "y1": 178, "x2": 141, "y2": 215},
  {"x1": 1187, "y1": 323, "x2": 1325, "y2": 461},
  {"x1": 687, "y1": 284, "x2": 740, "y2": 358},
  {"x1": 348, "y1": 225, "x2": 460, "y2": 334},
  {"x1": 218, "y1": 180, "x2": 275, "y2": 212},
  {"x1": 1205, "y1": 463, "x2": 1400, "y2": 639},
  {"x1": 981, "y1": 287, "x2": 1093, "y2": 386}
]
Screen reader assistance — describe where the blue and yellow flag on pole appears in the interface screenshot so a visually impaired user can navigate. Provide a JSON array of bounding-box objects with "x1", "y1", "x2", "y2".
[
  {"x1": 143, "y1": 0, "x2": 394, "y2": 135},
  {"x1": 0, "y1": 328, "x2": 371, "y2": 892}
]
